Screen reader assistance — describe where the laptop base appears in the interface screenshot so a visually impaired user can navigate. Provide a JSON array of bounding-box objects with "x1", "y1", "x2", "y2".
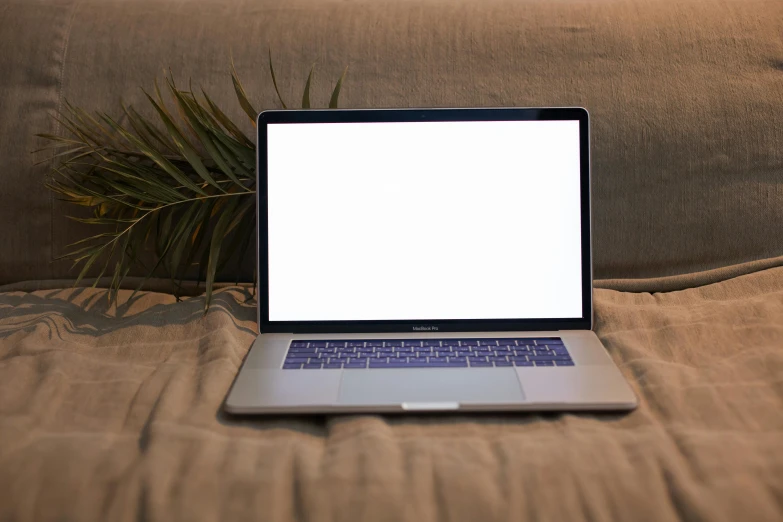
[{"x1": 224, "y1": 331, "x2": 637, "y2": 414}]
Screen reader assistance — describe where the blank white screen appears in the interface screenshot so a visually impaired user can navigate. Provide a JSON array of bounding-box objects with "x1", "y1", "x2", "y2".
[{"x1": 267, "y1": 120, "x2": 583, "y2": 321}]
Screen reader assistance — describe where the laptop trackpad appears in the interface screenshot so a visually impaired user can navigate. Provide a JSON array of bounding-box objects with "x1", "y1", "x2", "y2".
[{"x1": 338, "y1": 369, "x2": 525, "y2": 406}]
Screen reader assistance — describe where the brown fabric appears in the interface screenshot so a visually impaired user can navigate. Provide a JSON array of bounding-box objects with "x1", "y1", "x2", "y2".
[
  {"x1": 2, "y1": 252, "x2": 783, "y2": 296},
  {"x1": 1, "y1": 267, "x2": 782, "y2": 521},
  {"x1": 0, "y1": 0, "x2": 72, "y2": 283},
  {"x1": 0, "y1": 276, "x2": 248, "y2": 296},
  {"x1": 1, "y1": 0, "x2": 782, "y2": 285},
  {"x1": 594, "y1": 254, "x2": 783, "y2": 293}
]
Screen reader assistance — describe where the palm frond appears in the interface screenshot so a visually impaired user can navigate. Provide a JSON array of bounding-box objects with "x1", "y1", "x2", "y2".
[
  {"x1": 268, "y1": 48, "x2": 288, "y2": 109},
  {"x1": 40, "y1": 55, "x2": 346, "y2": 311},
  {"x1": 302, "y1": 63, "x2": 315, "y2": 109},
  {"x1": 329, "y1": 66, "x2": 349, "y2": 109},
  {"x1": 230, "y1": 57, "x2": 259, "y2": 125}
]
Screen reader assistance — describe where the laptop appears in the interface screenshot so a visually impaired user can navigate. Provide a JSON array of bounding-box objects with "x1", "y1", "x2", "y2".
[{"x1": 224, "y1": 107, "x2": 638, "y2": 414}]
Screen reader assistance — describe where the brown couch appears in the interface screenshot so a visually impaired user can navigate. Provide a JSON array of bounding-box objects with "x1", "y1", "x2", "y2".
[{"x1": 1, "y1": 0, "x2": 782, "y2": 520}]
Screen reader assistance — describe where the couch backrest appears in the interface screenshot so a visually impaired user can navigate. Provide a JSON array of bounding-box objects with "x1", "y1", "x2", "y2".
[{"x1": 1, "y1": 0, "x2": 781, "y2": 285}]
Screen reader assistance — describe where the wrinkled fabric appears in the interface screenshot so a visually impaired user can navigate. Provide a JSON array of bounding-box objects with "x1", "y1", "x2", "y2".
[{"x1": 1, "y1": 266, "x2": 781, "y2": 522}]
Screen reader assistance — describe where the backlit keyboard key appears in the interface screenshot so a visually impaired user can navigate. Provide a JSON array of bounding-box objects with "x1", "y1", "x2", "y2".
[
  {"x1": 285, "y1": 357, "x2": 310, "y2": 364},
  {"x1": 290, "y1": 349, "x2": 317, "y2": 356},
  {"x1": 369, "y1": 361, "x2": 406, "y2": 368}
]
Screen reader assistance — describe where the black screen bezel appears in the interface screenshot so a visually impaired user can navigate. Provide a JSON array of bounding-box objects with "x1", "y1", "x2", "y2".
[{"x1": 257, "y1": 107, "x2": 592, "y2": 333}]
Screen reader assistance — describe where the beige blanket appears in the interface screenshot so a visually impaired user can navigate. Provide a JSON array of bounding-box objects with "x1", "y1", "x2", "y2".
[{"x1": 1, "y1": 267, "x2": 782, "y2": 521}]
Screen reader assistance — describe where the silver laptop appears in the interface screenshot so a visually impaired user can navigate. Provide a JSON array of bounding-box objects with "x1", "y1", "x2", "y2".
[{"x1": 224, "y1": 107, "x2": 637, "y2": 414}]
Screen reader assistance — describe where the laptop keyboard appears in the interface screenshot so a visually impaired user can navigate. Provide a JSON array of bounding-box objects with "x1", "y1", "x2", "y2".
[{"x1": 282, "y1": 337, "x2": 573, "y2": 369}]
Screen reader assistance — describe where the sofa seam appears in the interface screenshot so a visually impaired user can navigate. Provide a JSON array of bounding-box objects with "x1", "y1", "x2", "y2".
[{"x1": 49, "y1": 1, "x2": 81, "y2": 275}]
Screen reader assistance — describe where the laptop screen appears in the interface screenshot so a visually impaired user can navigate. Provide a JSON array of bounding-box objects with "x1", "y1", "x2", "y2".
[{"x1": 266, "y1": 119, "x2": 583, "y2": 322}]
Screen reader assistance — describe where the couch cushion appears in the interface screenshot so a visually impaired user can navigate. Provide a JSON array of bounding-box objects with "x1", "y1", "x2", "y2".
[
  {"x1": 1, "y1": 265, "x2": 782, "y2": 520},
  {"x1": 1, "y1": 0, "x2": 781, "y2": 284}
]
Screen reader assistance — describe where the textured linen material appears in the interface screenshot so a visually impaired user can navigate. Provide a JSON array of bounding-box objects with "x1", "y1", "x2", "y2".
[
  {"x1": 0, "y1": 1, "x2": 74, "y2": 283},
  {"x1": 1, "y1": 0, "x2": 782, "y2": 284},
  {"x1": 2, "y1": 253, "x2": 783, "y2": 296},
  {"x1": 594, "y1": 254, "x2": 783, "y2": 292},
  {"x1": 0, "y1": 267, "x2": 782, "y2": 521}
]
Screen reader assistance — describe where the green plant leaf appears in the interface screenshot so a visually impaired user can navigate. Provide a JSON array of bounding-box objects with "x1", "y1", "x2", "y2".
[
  {"x1": 74, "y1": 243, "x2": 109, "y2": 286},
  {"x1": 88, "y1": 158, "x2": 185, "y2": 204},
  {"x1": 268, "y1": 48, "x2": 288, "y2": 109},
  {"x1": 100, "y1": 113, "x2": 208, "y2": 196},
  {"x1": 58, "y1": 175, "x2": 147, "y2": 210},
  {"x1": 129, "y1": 202, "x2": 200, "y2": 300},
  {"x1": 53, "y1": 112, "x2": 102, "y2": 149},
  {"x1": 32, "y1": 144, "x2": 89, "y2": 163},
  {"x1": 143, "y1": 88, "x2": 224, "y2": 193},
  {"x1": 211, "y1": 136, "x2": 253, "y2": 180},
  {"x1": 153, "y1": 78, "x2": 178, "y2": 128},
  {"x1": 201, "y1": 88, "x2": 254, "y2": 148},
  {"x1": 176, "y1": 197, "x2": 216, "y2": 292},
  {"x1": 204, "y1": 196, "x2": 245, "y2": 311},
  {"x1": 173, "y1": 91, "x2": 246, "y2": 190},
  {"x1": 215, "y1": 196, "x2": 255, "y2": 275},
  {"x1": 122, "y1": 104, "x2": 178, "y2": 154},
  {"x1": 68, "y1": 216, "x2": 138, "y2": 225},
  {"x1": 329, "y1": 66, "x2": 349, "y2": 109},
  {"x1": 63, "y1": 100, "x2": 124, "y2": 150},
  {"x1": 91, "y1": 241, "x2": 117, "y2": 289},
  {"x1": 211, "y1": 131, "x2": 255, "y2": 171},
  {"x1": 163, "y1": 202, "x2": 201, "y2": 278},
  {"x1": 302, "y1": 63, "x2": 315, "y2": 109},
  {"x1": 230, "y1": 59, "x2": 259, "y2": 125},
  {"x1": 155, "y1": 207, "x2": 174, "y2": 257}
]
